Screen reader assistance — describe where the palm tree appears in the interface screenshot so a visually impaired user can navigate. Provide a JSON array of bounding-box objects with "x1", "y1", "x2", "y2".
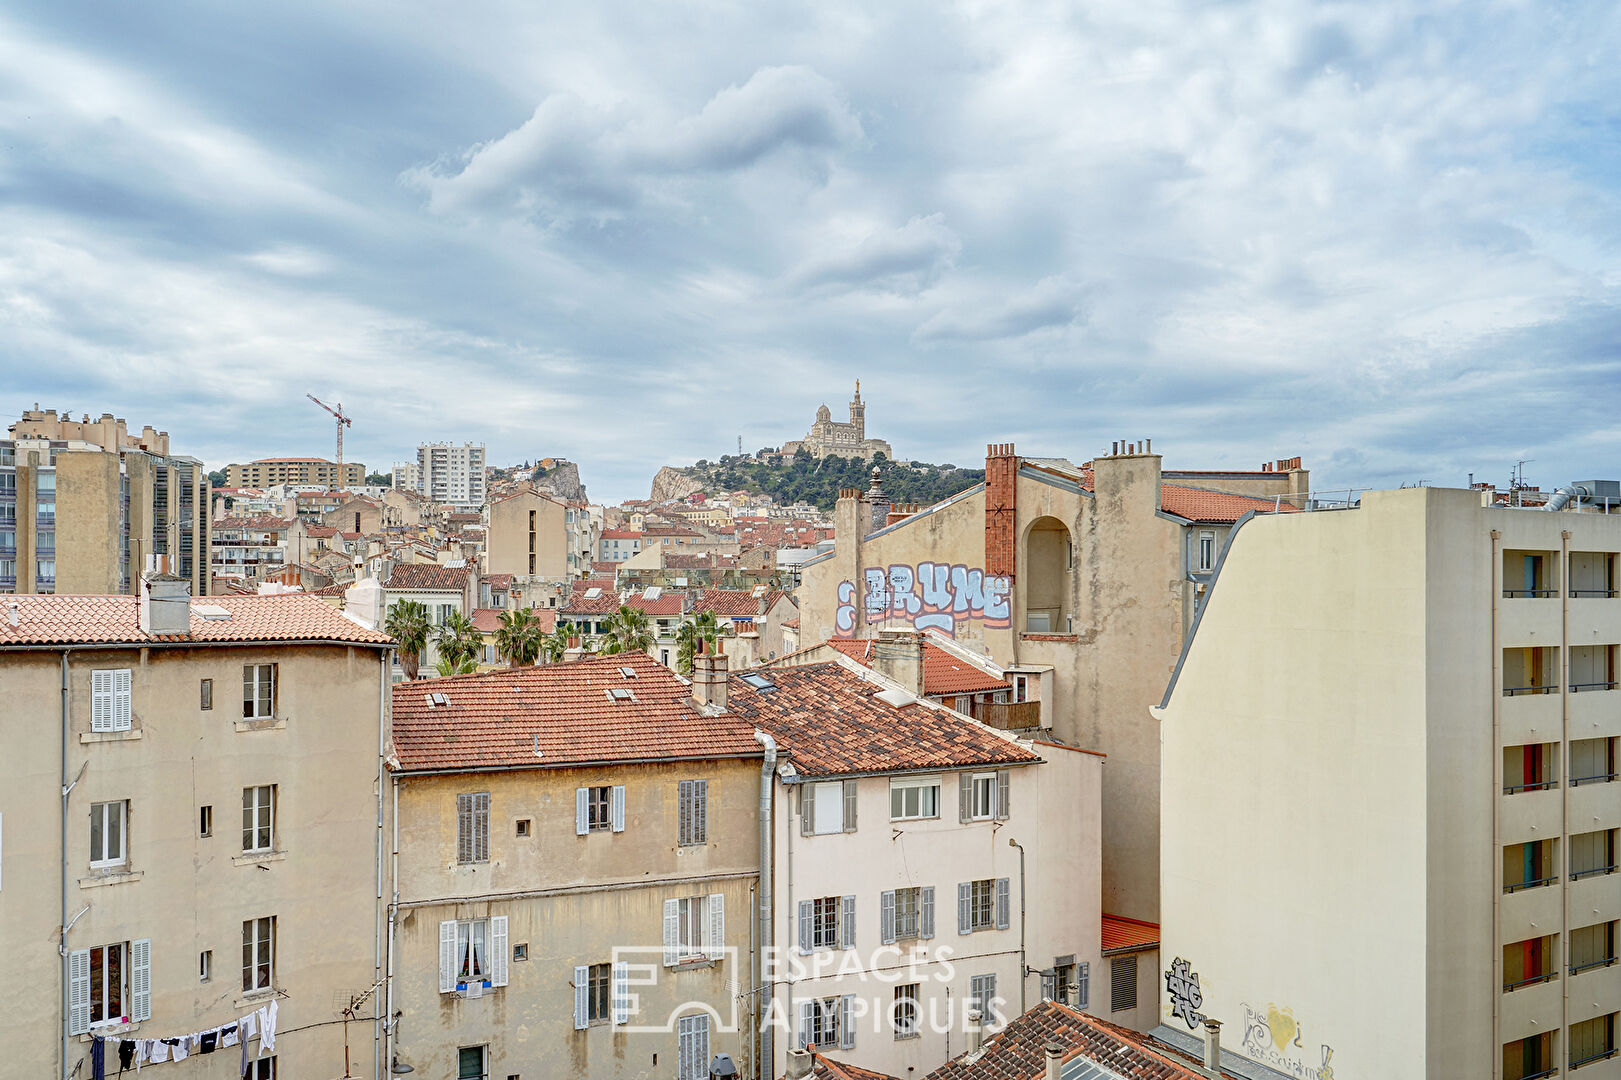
[
  {"x1": 599, "y1": 605, "x2": 655, "y2": 656},
  {"x1": 434, "y1": 611, "x2": 483, "y2": 672},
  {"x1": 384, "y1": 600, "x2": 431, "y2": 680},
  {"x1": 675, "y1": 609, "x2": 727, "y2": 676},
  {"x1": 493, "y1": 608, "x2": 543, "y2": 667},
  {"x1": 540, "y1": 627, "x2": 571, "y2": 665},
  {"x1": 434, "y1": 654, "x2": 479, "y2": 677}
]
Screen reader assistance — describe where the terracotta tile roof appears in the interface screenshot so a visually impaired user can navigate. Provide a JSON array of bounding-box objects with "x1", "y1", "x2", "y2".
[
  {"x1": 1102, "y1": 913, "x2": 1160, "y2": 953},
  {"x1": 470, "y1": 608, "x2": 505, "y2": 633},
  {"x1": 1158, "y1": 485, "x2": 1290, "y2": 524},
  {"x1": 926, "y1": 1000, "x2": 1227, "y2": 1080},
  {"x1": 390, "y1": 652, "x2": 762, "y2": 772},
  {"x1": 446, "y1": 512, "x2": 482, "y2": 523},
  {"x1": 303, "y1": 525, "x2": 338, "y2": 539},
  {"x1": 783, "y1": 1058, "x2": 900, "y2": 1080},
  {"x1": 645, "y1": 524, "x2": 702, "y2": 537},
  {"x1": 384, "y1": 564, "x2": 471, "y2": 591},
  {"x1": 697, "y1": 589, "x2": 769, "y2": 617},
  {"x1": 822, "y1": 638, "x2": 1010, "y2": 696},
  {"x1": 725, "y1": 662, "x2": 1039, "y2": 778},
  {"x1": 561, "y1": 588, "x2": 623, "y2": 616},
  {"x1": 590, "y1": 561, "x2": 620, "y2": 574},
  {"x1": 783, "y1": 617, "x2": 800, "y2": 629},
  {"x1": 211, "y1": 516, "x2": 294, "y2": 531},
  {"x1": 627, "y1": 594, "x2": 686, "y2": 617},
  {"x1": 600, "y1": 529, "x2": 643, "y2": 540},
  {"x1": 482, "y1": 573, "x2": 515, "y2": 589},
  {"x1": 0, "y1": 593, "x2": 393, "y2": 648}
]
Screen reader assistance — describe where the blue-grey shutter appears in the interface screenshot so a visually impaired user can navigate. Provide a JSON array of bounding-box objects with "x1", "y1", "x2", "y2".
[
  {"x1": 797, "y1": 1001, "x2": 814, "y2": 1049},
  {"x1": 1041, "y1": 969, "x2": 1056, "y2": 1001},
  {"x1": 995, "y1": 877, "x2": 1011, "y2": 930},
  {"x1": 798, "y1": 900, "x2": 812, "y2": 953},
  {"x1": 69, "y1": 949, "x2": 91, "y2": 1034},
  {"x1": 678, "y1": 781, "x2": 692, "y2": 845},
  {"x1": 611, "y1": 785, "x2": 626, "y2": 833},
  {"x1": 957, "y1": 883, "x2": 971, "y2": 935},
  {"x1": 574, "y1": 965, "x2": 590, "y2": 1029},
  {"x1": 842, "y1": 779, "x2": 857, "y2": 832},
  {"x1": 840, "y1": 895, "x2": 856, "y2": 949},
  {"x1": 880, "y1": 891, "x2": 897, "y2": 945},
  {"x1": 920, "y1": 886, "x2": 935, "y2": 939},
  {"x1": 1078, "y1": 961, "x2": 1090, "y2": 1010},
  {"x1": 693, "y1": 779, "x2": 707, "y2": 843},
  {"x1": 839, "y1": 994, "x2": 856, "y2": 1049},
  {"x1": 576, "y1": 788, "x2": 589, "y2": 836},
  {"x1": 800, "y1": 783, "x2": 815, "y2": 836},
  {"x1": 958, "y1": 773, "x2": 973, "y2": 823},
  {"x1": 996, "y1": 770, "x2": 1010, "y2": 820}
]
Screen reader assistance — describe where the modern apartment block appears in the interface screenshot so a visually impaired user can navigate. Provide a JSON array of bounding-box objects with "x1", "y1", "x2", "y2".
[
  {"x1": 223, "y1": 457, "x2": 366, "y2": 489},
  {"x1": 1158, "y1": 486, "x2": 1621, "y2": 1080},
  {"x1": 391, "y1": 461, "x2": 421, "y2": 493},
  {"x1": 413, "y1": 442, "x2": 487, "y2": 510},
  {"x1": 3, "y1": 408, "x2": 209, "y2": 596},
  {"x1": 0, "y1": 581, "x2": 393, "y2": 1080}
]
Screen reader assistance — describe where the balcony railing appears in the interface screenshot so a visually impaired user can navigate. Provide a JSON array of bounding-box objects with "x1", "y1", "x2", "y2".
[
  {"x1": 1570, "y1": 956, "x2": 1618, "y2": 976},
  {"x1": 1572, "y1": 772, "x2": 1618, "y2": 787},
  {"x1": 1504, "y1": 971, "x2": 1558, "y2": 992},
  {"x1": 1572, "y1": 864, "x2": 1617, "y2": 881},
  {"x1": 1513, "y1": 1068, "x2": 1557, "y2": 1080},
  {"x1": 1504, "y1": 588, "x2": 1558, "y2": 598},
  {"x1": 1572, "y1": 682, "x2": 1618, "y2": 693},
  {"x1": 1504, "y1": 685, "x2": 1558, "y2": 696},
  {"x1": 1505, "y1": 875, "x2": 1558, "y2": 894},
  {"x1": 1572, "y1": 1048, "x2": 1619, "y2": 1070},
  {"x1": 1571, "y1": 589, "x2": 1621, "y2": 598},
  {"x1": 1504, "y1": 779, "x2": 1558, "y2": 794}
]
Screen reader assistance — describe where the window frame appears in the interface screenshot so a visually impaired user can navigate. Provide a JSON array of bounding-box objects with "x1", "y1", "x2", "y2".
[
  {"x1": 586, "y1": 785, "x2": 612, "y2": 832},
  {"x1": 805, "y1": 996, "x2": 841, "y2": 1049},
  {"x1": 456, "y1": 1045, "x2": 488, "y2": 1080},
  {"x1": 586, "y1": 962, "x2": 612, "y2": 1024},
  {"x1": 90, "y1": 800, "x2": 128, "y2": 869},
  {"x1": 456, "y1": 919, "x2": 489, "y2": 981},
  {"x1": 890, "y1": 777, "x2": 940, "y2": 821},
  {"x1": 894, "y1": 887, "x2": 922, "y2": 940},
  {"x1": 89, "y1": 942, "x2": 127, "y2": 1026},
  {"x1": 968, "y1": 879, "x2": 995, "y2": 931},
  {"x1": 678, "y1": 779, "x2": 708, "y2": 846},
  {"x1": 242, "y1": 916, "x2": 276, "y2": 994},
  {"x1": 810, "y1": 896, "x2": 841, "y2": 951},
  {"x1": 969, "y1": 972, "x2": 999, "y2": 1024},
  {"x1": 892, "y1": 982, "x2": 921, "y2": 1039},
  {"x1": 242, "y1": 785, "x2": 276, "y2": 854},
  {"x1": 1198, "y1": 530, "x2": 1216, "y2": 573},
  {"x1": 457, "y1": 792, "x2": 490, "y2": 864},
  {"x1": 970, "y1": 773, "x2": 997, "y2": 821},
  {"x1": 242, "y1": 664, "x2": 276, "y2": 720}
]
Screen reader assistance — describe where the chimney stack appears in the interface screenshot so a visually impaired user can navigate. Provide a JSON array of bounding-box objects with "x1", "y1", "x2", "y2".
[
  {"x1": 873, "y1": 629, "x2": 925, "y2": 696},
  {"x1": 138, "y1": 566, "x2": 192, "y2": 637},
  {"x1": 967, "y1": 1009, "x2": 984, "y2": 1054},
  {"x1": 1202, "y1": 1018, "x2": 1223, "y2": 1078},
  {"x1": 1045, "y1": 1042, "x2": 1065, "y2": 1080},
  {"x1": 785, "y1": 1049, "x2": 813, "y2": 1079},
  {"x1": 692, "y1": 647, "x2": 730, "y2": 710}
]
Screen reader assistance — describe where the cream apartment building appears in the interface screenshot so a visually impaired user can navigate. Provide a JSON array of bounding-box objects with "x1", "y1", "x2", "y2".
[
  {"x1": 385, "y1": 652, "x2": 765, "y2": 1080},
  {"x1": 223, "y1": 457, "x2": 366, "y2": 489},
  {"x1": 0, "y1": 579, "x2": 392, "y2": 1080},
  {"x1": 1157, "y1": 485, "x2": 1621, "y2": 1080}
]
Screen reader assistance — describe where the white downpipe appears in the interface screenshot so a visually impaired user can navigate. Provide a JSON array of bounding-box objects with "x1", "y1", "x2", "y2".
[{"x1": 754, "y1": 731, "x2": 778, "y2": 1080}]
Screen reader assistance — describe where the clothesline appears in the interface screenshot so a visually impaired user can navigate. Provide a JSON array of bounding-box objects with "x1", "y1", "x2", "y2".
[{"x1": 89, "y1": 999, "x2": 278, "y2": 1079}]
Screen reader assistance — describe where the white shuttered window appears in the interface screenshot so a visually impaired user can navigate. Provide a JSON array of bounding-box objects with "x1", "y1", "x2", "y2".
[{"x1": 91, "y1": 669, "x2": 133, "y2": 732}]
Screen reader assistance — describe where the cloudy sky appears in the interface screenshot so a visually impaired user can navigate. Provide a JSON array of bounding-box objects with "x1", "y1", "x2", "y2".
[{"x1": 1, "y1": 1, "x2": 1617, "y2": 502}]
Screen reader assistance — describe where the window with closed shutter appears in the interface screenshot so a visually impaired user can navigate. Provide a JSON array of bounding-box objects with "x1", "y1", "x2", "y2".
[
  {"x1": 1111, "y1": 955, "x2": 1138, "y2": 1012},
  {"x1": 970, "y1": 972, "x2": 998, "y2": 1023},
  {"x1": 91, "y1": 669, "x2": 133, "y2": 732},
  {"x1": 457, "y1": 793, "x2": 489, "y2": 863},
  {"x1": 677, "y1": 1013, "x2": 710, "y2": 1080},
  {"x1": 678, "y1": 779, "x2": 708, "y2": 846}
]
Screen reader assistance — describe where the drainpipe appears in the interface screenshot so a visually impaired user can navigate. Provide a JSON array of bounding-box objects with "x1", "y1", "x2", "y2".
[
  {"x1": 375, "y1": 649, "x2": 391, "y2": 1080},
  {"x1": 754, "y1": 731, "x2": 777, "y2": 1080},
  {"x1": 386, "y1": 775, "x2": 400, "y2": 1076},
  {"x1": 1561, "y1": 530, "x2": 1571, "y2": 1074},
  {"x1": 1491, "y1": 529, "x2": 1502, "y2": 1080},
  {"x1": 1009, "y1": 837, "x2": 1027, "y2": 1014},
  {"x1": 60, "y1": 648, "x2": 70, "y2": 1080}
]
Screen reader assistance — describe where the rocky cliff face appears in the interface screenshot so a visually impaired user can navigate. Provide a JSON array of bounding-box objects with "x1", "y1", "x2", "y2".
[
  {"x1": 650, "y1": 465, "x2": 704, "y2": 503},
  {"x1": 534, "y1": 460, "x2": 587, "y2": 503}
]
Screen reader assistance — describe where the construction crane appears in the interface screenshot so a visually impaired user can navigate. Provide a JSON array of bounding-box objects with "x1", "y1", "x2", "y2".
[{"x1": 306, "y1": 394, "x2": 353, "y2": 467}]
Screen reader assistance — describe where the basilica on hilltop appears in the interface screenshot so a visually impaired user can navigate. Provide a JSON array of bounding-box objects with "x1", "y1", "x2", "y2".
[{"x1": 779, "y1": 382, "x2": 894, "y2": 461}]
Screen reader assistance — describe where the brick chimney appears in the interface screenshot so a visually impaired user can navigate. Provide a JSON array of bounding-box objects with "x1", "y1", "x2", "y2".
[
  {"x1": 985, "y1": 444, "x2": 1018, "y2": 579},
  {"x1": 872, "y1": 629, "x2": 925, "y2": 696},
  {"x1": 692, "y1": 642, "x2": 730, "y2": 710}
]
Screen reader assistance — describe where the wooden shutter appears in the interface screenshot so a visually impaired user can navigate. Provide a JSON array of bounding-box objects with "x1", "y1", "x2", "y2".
[
  {"x1": 69, "y1": 948, "x2": 91, "y2": 1034},
  {"x1": 612, "y1": 960, "x2": 630, "y2": 1025},
  {"x1": 91, "y1": 670, "x2": 114, "y2": 732},
  {"x1": 1111, "y1": 956, "x2": 1138, "y2": 1011},
  {"x1": 996, "y1": 877, "x2": 1011, "y2": 930},
  {"x1": 800, "y1": 783, "x2": 815, "y2": 836},
  {"x1": 840, "y1": 895, "x2": 856, "y2": 950},
  {"x1": 130, "y1": 938, "x2": 151, "y2": 1022},
  {"x1": 707, "y1": 894, "x2": 725, "y2": 958},
  {"x1": 920, "y1": 886, "x2": 935, "y2": 939},
  {"x1": 439, "y1": 920, "x2": 458, "y2": 992},
  {"x1": 663, "y1": 899, "x2": 680, "y2": 966},
  {"x1": 957, "y1": 883, "x2": 971, "y2": 934},
  {"x1": 958, "y1": 773, "x2": 973, "y2": 823},
  {"x1": 489, "y1": 916, "x2": 508, "y2": 987},
  {"x1": 1077, "y1": 961, "x2": 1090, "y2": 1010},
  {"x1": 692, "y1": 779, "x2": 707, "y2": 843},
  {"x1": 842, "y1": 779, "x2": 857, "y2": 832},
  {"x1": 576, "y1": 788, "x2": 589, "y2": 836},
  {"x1": 996, "y1": 770, "x2": 1010, "y2": 820},
  {"x1": 798, "y1": 900, "x2": 812, "y2": 953},
  {"x1": 473, "y1": 793, "x2": 489, "y2": 861},
  {"x1": 839, "y1": 994, "x2": 856, "y2": 1049},
  {"x1": 574, "y1": 965, "x2": 590, "y2": 1029},
  {"x1": 797, "y1": 1001, "x2": 814, "y2": 1049},
  {"x1": 114, "y1": 669, "x2": 133, "y2": 731},
  {"x1": 880, "y1": 890, "x2": 897, "y2": 945},
  {"x1": 611, "y1": 786, "x2": 626, "y2": 833}
]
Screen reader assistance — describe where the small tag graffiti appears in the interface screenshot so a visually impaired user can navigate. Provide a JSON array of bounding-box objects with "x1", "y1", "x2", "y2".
[
  {"x1": 834, "y1": 562, "x2": 1011, "y2": 637},
  {"x1": 1239, "y1": 1002, "x2": 1335, "y2": 1079},
  {"x1": 1163, "y1": 957, "x2": 1204, "y2": 1029}
]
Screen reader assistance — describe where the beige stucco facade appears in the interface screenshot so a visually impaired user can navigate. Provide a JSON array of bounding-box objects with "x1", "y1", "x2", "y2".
[
  {"x1": 487, "y1": 490, "x2": 571, "y2": 583},
  {"x1": 0, "y1": 637, "x2": 389, "y2": 1080},
  {"x1": 1157, "y1": 486, "x2": 1621, "y2": 1080},
  {"x1": 388, "y1": 759, "x2": 763, "y2": 1079}
]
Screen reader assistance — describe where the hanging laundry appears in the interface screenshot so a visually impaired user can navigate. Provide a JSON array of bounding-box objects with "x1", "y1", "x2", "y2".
[
  {"x1": 91, "y1": 1037, "x2": 106, "y2": 1080},
  {"x1": 165, "y1": 1035, "x2": 189, "y2": 1062},
  {"x1": 239, "y1": 1012, "x2": 258, "y2": 1079},
  {"x1": 219, "y1": 1021, "x2": 240, "y2": 1048},
  {"x1": 199, "y1": 1029, "x2": 218, "y2": 1054},
  {"x1": 148, "y1": 1040, "x2": 170, "y2": 1064},
  {"x1": 256, "y1": 1000, "x2": 278, "y2": 1054},
  {"x1": 117, "y1": 1040, "x2": 135, "y2": 1074}
]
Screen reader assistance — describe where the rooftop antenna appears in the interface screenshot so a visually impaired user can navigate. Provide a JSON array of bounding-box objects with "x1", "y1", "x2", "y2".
[{"x1": 306, "y1": 394, "x2": 353, "y2": 468}]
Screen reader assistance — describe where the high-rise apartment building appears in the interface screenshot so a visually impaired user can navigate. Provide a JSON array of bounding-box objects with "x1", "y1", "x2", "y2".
[
  {"x1": 3, "y1": 408, "x2": 209, "y2": 596},
  {"x1": 1158, "y1": 485, "x2": 1621, "y2": 1080},
  {"x1": 223, "y1": 457, "x2": 365, "y2": 488},
  {"x1": 391, "y1": 461, "x2": 421, "y2": 493},
  {"x1": 413, "y1": 442, "x2": 485, "y2": 509}
]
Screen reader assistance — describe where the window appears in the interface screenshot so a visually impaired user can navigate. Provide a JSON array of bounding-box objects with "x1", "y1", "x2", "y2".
[
  {"x1": 457, "y1": 793, "x2": 489, "y2": 863},
  {"x1": 1111, "y1": 956, "x2": 1138, "y2": 1012},
  {"x1": 892, "y1": 983, "x2": 920, "y2": 1039},
  {"x1": 513, "y1": 943, "x2": 528, "y2": 962},
  {"x1": 1572, "y1": 830, "x2": 1618, "y2": 880},
  {"x1": 970, "y1": 972, "x2": 999, "y2": 1023},
  {"x1": 678, "y1": 779, "x2": 708, "y2": 846},
  {"x1": 959, "y1": 771, "x2": 1010, "y2": 822},
  {"x1": 881, "y1": 887, "x2": 935, "y2": 944},
  {"x1": 1011, "y1": 674, "x2": 1031, "y2": 703},
  {"x1": 515, "y1": 819, "x2": 531, "y2": 838},
  {"x1": 1198, "y1": 530, "x2": 1216, "y2": 572},
  {"x1": 90, "y1": 669, "x2": 133, "y2": 732},
  {"x1": 890, "y1": 777, "x2": 940, "y2": 820},
  {"x1": 200, "y1": 678, "x2": 213, "y2": 710},
  {"x1": 68, "y1": 939, "x2": 150, "y2": 1033},
  {"x1": 1571, "y1": 1014, "x2": 1617, "y2": 1069},
  {"x1": 800, "y1": 779, "x2": 856, "y2": 835},
  {"x1": 1503, "y1": 934, "x2": 1558, "y2": 991},
  {"x1": 90, "y1": 801, "x2": 127, "y2": 869},
  {"x1": 1570, "y1": 922, "x2": 1617, "y2": 975},
  {"x1": 665, "y1": 894, "x2": 724, "y2": 963},
  {"x1": 585, "y1": 962, "x2": 612, "y2": 1023},
  {"x1": 799, "y1": 895, "x2": 854, "y2": 952},
  {"x1": 1504, "y1": 839, "x2": 1557, "y2": 892},
  {"x1": 1505, "y1": 1033, "x2": 1553, "y2": 1080},
  {"x1": 1504, "y1": 744, "x2": 1558, "y2": 792},
  {"x1": 958, "y1": 878, "x2": 1009, "y2": 934},
  {"x1": 200, "y1": 805, "x2": 213, "y2": 837},
  {"x1": 575, "y1": 785, "x2": 624, "y2": 834},
  {"x1": 457, "y1": 1046, "x2": 487, "y2": 1080},
  {"x1": 200, "y1": 950, "x2": 212, "y2": 982},
  {"x1": 439, "y1": 917, "x2": 509, "y2": 992},
  {"x1": 1572, "y1": 738, "x2": 1618, "y2": 785},
  {"x1": 677, "y1": 1013, "x2": 711, "y2": 1080},
  {"x1": 242, "y1": 916, "x2": 275, "y2": 993},
  {"x1": 1053, "y1": 958, "x2": 1088, "y2": 1010},
  {"x1": 798, "y1": 996, "x2": 852, "y2": 1051},
  {"x1": 242, "y1": 664, "x2": 275, "y2": 719},
  {"x1": 242, "y1": 786, "x2": 275, "y2": 853}
]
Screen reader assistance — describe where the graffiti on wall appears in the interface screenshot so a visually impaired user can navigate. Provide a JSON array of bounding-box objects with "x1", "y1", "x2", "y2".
[
  {"x1": 834, "y1": 562, "x2": 1012, "y2": 638},
  {"x1": 1163, "y1": 957, "x2": 1204, "y2": 1028},
  {"x1": 1239, "y1": 1002, "x2": 1336, "y2": 1080}
]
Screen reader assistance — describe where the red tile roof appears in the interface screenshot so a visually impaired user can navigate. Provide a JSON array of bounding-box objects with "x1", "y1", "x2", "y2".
[
  {"x1": 600, "y1": 529, "x2": 643, "y2": 540},
  {"x1": 470, "y1": 608, "x2": 505, "y2": 633},
  {"x1": 697, "y1": 588, "x2": 773, "y2": 617},
  {"x1": 384, "y1": 564, "x2": 472, "y2": 591},
  {"x1": 561, "y1": 588, "x2": 623, "y2": 616},
  {"x1": 628, "y1": 594, "x2": 686, "y2": 617},
  {"x1": 482, "y1": 573, "x2": 515, "y2": 589},
  {"x1": 0, "y1": 593, "x2": 393, "y2": 647},
  {"x1": 1158, "y1": 485, "x2": 1289, "y2": 524},
  {"x1": 926, "y1": 999, "x2": 1227, "y2": 1080},
  {"x1": 211, "y1": 516, "x2": 294, "y2": 531},
  {"x1": 390, "y1": 652, "x2": 762, "y2": 772},
  {"x1": 726, "y1": 662, "x2": 1039, "y2": 777},
  {"x1": 794, "y1": 1058, "x2": 900, "y2": 1080},
  {"x1": 303, "y1": 525, "x2": 339, "y2": 539},
  {"x1": 821, "y1": 638, "x2": 1010, "y2": 696},
  {"x1": 1102, "y1": 913, "x2": 1160, "y2": 953}
]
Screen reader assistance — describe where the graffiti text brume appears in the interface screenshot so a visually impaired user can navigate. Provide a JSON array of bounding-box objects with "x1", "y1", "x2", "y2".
[{"x1": 835, "y1": 563, "x2": 1012, "y2": 637}]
